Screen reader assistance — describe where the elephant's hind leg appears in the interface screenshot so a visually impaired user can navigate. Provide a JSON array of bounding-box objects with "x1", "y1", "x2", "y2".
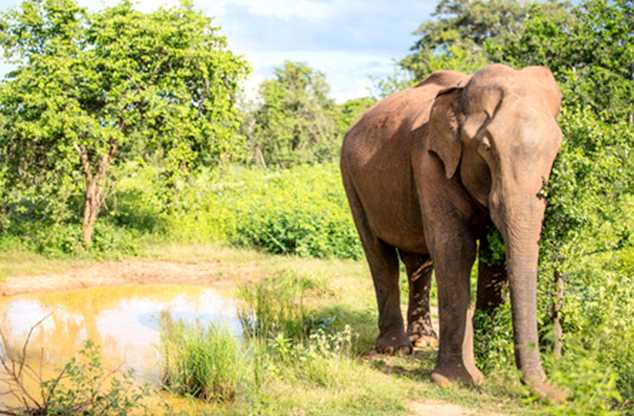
[
  {"x1": 342, "y1": 174, "x2": 411, "y2": 355},
  {"x1": 398, "y1": 250, "x2": 437, "y2": 347},
  {"x1": 366, "y1": 240, "x2": 411, "y2": 355}
]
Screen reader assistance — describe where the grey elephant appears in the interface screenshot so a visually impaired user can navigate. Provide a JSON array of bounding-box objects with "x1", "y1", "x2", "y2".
[{"x1": 340, "y1": 64, "x2": 564, "y2": 401}]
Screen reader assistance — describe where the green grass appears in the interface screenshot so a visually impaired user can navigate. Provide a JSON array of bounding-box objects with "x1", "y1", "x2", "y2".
[
  {"x1": 0, "y1": 248, "x2": 95, "y2": 279},
  {"x1": 0, "y1": 241, "x2": 573, "y2": 415},
  {"x1": 159, "y1": 311, "x2": 244, "y2": 402}
]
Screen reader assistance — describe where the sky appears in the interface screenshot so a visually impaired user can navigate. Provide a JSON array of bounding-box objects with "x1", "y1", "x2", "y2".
[{"x1": 0, "y1": 0, "x2": 436, "y2": 103}]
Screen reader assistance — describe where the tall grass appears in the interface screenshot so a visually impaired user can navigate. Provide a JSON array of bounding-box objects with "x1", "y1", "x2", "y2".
[
  {"x1": 158, "y1": 311, "x2": 244, "y2": 402},
  {"x1": 237, "y1": 270, "x2": 311, "y2": 340}
]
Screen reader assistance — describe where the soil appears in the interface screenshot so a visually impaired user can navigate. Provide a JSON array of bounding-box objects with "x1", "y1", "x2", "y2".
[
  {"x1": 0, "y1": 259, "x2": 260, "y2": 296},
  {"x1": 407, "y1": 400, "x2": 504, "y2": 416},
  {"x1": 0, "y1": 259, "x2": 504, "y2": 416}
]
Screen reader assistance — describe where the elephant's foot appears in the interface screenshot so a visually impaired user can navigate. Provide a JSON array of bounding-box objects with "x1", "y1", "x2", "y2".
[
  {"x1": 431, "y1": 359, "x2": 484, "y2": 386},
  {"x1": 375, "y1": 331, "x2": 413, "y2": 355},
  {"x1": 408, "y1": 330, "x2": 438, "y2": 348},
  {"x1": 526, "y1": 377, "x2": 568, "y2": 404}
]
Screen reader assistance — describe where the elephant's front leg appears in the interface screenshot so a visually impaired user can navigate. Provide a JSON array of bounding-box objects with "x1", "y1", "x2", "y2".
[
  {"x1": 428, "y1": 226, "x2": 483, "y2": 385},
  {"x1": 399, "y1": 250, "x2": 437, "y2": 347}
]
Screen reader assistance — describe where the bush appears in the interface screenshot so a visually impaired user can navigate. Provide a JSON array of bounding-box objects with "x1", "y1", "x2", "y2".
[
  {"x1": 224, "y1": 164, "x2": 362, "y2": 259},
  {"x1": 0, "y1": 331, "x2": 148, "y2": 416},
  {"x1": 167, "y1": 163, "x2": 363, "y2": 260},
  {"x1": 473, "y1": 304, "x2": 515, "y2": 374}
]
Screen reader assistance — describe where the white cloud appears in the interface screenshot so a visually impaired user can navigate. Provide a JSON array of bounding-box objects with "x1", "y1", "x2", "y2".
[
  {"x1": 243, "y1": 0, "x2": 337, "y2": 20},
  {"x1": 235, "y1": 49, "x2": 392, "y2": 103}
]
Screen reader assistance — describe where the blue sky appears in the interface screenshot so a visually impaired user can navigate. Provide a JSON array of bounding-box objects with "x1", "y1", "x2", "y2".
[{"x1": 0, "y1": 0, "x2": 436, "y2": 102}]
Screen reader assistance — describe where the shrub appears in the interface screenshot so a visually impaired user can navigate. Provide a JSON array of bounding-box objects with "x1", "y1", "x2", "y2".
[
  {"x1": 0, "y1": 329, "x2": 148, "y2": 416},
  {"x1": 197, "y1": 163, "x2": 363, "y2": 260}
]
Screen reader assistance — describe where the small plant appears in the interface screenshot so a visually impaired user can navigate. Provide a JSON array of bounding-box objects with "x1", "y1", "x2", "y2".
[
  {"x1": 158, "y1": 311, "x2": 244, "y2": 402},
  {"x1": 473, "y1": 304, "x2": 515, "y2": 374},
  {"x1": 0, "y1": 317, "x2": 149, "y2": 415}
]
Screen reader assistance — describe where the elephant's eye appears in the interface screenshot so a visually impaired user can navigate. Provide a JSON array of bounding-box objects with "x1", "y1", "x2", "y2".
[{"x1": 480, "y1": 137, "x2": 491, "y2": 152}]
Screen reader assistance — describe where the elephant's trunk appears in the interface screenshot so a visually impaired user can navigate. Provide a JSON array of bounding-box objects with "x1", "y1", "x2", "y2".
[{"x1": 491, "y1": 193, "x2": 547, "y2": 383}]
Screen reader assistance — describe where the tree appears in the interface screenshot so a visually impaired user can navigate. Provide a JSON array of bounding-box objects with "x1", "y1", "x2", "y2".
[
  {"x1": 336, "y1": 96, "x2": 376, "y2": 134},
  {"x1": 0, "y1": 0, "x2": 250, "y2": 246},
  {"x1": 243, "y1": 61, "x2": 339, "y2": 168},
  {"x1": 401, "y1": 0, "x2": 570, "y2": 79},
  {"x1": 489, "y1": 0, "x2": 633, "y2": 121}
]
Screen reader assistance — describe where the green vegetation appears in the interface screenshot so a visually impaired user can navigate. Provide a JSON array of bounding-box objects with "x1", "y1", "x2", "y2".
[
  {"x1": 1, "y1": 0, "x2": 634, "y2": 414},
  {"x1": 0, "y1": 328, "x2": 149, "y2": 416},
  {"x1": 159, "y1": 266, "x2": 530, "y2": 415},
  {"x1": 159, "y1": 311, "x2": 243, "y2": 402},
  {"x1": 0, "y1": 0, "x2": 250, "y2": 247},
  {"x1": 241, "y1": 61, "x2": 343, "y2": 168}
]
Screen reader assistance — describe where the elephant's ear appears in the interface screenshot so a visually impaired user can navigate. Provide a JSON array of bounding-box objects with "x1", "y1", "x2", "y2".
[{"x1": 428, "y1": 87, "x2": 463, "y2": 179}]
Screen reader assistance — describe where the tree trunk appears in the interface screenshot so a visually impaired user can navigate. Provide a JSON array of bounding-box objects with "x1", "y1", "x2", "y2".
[{"x1": 76, "y1": 138, "x2": 117, "y2": 248}]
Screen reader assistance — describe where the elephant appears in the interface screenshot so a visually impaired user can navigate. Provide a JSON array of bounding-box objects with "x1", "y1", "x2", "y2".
[{"x1": 340, "y1": 64, "x2": 563, "y2": 400}]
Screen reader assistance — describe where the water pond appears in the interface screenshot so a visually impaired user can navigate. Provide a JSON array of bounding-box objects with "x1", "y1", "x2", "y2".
[{"x1": 0, "y1": 284, "x2": 241, "y2": 405}]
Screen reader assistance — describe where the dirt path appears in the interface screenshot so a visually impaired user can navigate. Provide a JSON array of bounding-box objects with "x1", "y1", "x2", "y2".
[
  {"x1": 407, "y1": 400, "x2": 504, "y2": 416},
  {"x1": 0, "y1": 259, "x2": 261, "y2": 296},
  {"x1": 0, "y1": 259, "x2": 504, "y2": 416}
]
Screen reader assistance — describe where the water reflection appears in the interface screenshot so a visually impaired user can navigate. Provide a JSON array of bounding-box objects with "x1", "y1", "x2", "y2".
[{"x1": 0, "y1": 285, "x2": 241, "y2": 390}]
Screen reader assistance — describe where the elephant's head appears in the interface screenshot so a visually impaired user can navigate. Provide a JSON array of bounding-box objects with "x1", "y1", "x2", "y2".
[{"x1": 428, "y1": 64, "x2": 563, "y2": 393}]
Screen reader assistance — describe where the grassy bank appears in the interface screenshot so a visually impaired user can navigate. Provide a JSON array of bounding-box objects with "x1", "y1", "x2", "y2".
[{"x1": 2, "y1": 241, "x2": 545, "y2": 416}]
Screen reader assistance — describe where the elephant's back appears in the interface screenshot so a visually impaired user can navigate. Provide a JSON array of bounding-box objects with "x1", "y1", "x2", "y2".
[{"x1": 341, "y1": 70, "x2": 470, "y2": 170}]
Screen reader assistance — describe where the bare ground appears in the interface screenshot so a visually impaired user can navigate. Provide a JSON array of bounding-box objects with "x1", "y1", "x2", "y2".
[
  {"x1": 0, "y1": 259, "x2": 504, "y2": 416},
  {"x1": 0, "y1": 259, "x2": 260, "y2": 296}
]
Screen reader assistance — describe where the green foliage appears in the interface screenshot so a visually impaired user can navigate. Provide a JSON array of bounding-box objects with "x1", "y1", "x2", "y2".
[
  {"x1": 545, "y1": 346, "x2": 622, "y2": 416},
  {"x1": 159, "y1": 311, "x2": 244, "y2": 402},
  {"x1": 46, "y1": 340, "x2": 149, "y2": 415},
  {"x1": 490, "y1": 0, "x2": 633, "y2": 121},
  {"x1": 0, "y1": 162, "x2": 362, "y2": 261},
  {"x1": 0, "y1": 336, "x2": 149, "y2": 415},
  {"x1": 165, "y1": 163, "x2": 362, "y2": 259},
  {"x1": 225, "y1": 165, "x2": 362, "y2": 259},
  {"x1": 473, "y1": 305, "x2": 514, "y2": 374},
  {"x1": 242, "y1": 61, "x2": 340, "y2": 168},
  {"x1": 238, "y1": 272, "x2": 309, "y2": 341},
  {"x1": 400, "y1": 0, "x2": 570, "y2": 80},
  {"x1": 0, "y1": 0, "x2": 250, "y2": 245}
]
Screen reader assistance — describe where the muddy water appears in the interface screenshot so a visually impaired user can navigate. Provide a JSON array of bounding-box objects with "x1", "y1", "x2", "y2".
[{"x1": 0, "y1": 285, "x2": 241, "y2": 406}]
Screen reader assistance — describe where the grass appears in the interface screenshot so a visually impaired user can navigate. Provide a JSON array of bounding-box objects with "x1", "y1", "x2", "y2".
[
  {"x1": 159, "y1": 311, "x2": 244, "y2": 402},
  {"x1": 0, "y1": 249, "x2": 95, "y2": 280},
  {"x1": 4, "y1": 241, "x2": 552, "y2": 415}
]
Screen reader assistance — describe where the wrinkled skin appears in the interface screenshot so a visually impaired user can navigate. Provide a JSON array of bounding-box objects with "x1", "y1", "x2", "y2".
[{"x1": 340, "y1": 64, "x2": 564, "y2": 401}]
